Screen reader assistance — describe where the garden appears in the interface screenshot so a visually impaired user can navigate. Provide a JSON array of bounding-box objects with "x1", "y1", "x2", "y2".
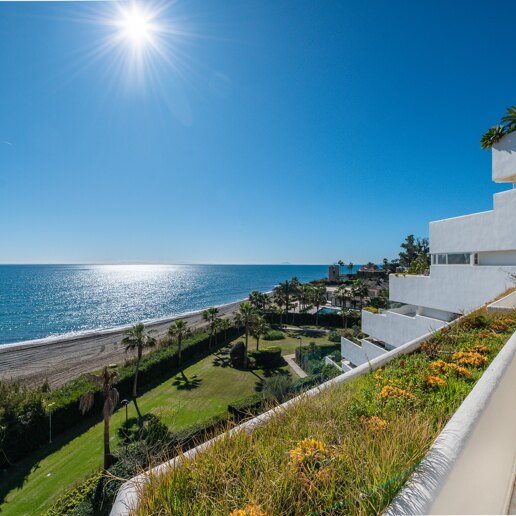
[{"x1": 132, "y1": 310, "x2": 516, "y2": 515}]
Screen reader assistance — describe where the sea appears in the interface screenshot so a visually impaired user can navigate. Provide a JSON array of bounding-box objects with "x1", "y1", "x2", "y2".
[{"x1": 0, "y1": 264, "x2": 360, "y2": 345}]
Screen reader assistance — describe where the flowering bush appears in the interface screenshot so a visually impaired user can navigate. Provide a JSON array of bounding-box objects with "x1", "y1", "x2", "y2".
[
  {"x1": 430, "y1": 360, "x2": 470, "y2": 377},
  {"x1": 360, "y1": 415, "x2": 388, "y2": 432},
  {"x1": 229, "y1": 504, "x2": 268, "y2": 516},
  {"x1": 468, "y1": 344, "x2": 489, "y2": 354},
  {"x1": 452, "y1": 351, "x2": 488, "y2": 367},
  {"x1": 289, "y1": 438, "x2": 330, "y2": 473},
  {"x1": 425, "y1": 375, "x2": 446, "y2": 388}
]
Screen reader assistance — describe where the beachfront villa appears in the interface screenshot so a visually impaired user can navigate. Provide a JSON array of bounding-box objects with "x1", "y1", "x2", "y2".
[{"x1": 342, "y1": 133, "x2": 516, "y2": 367}]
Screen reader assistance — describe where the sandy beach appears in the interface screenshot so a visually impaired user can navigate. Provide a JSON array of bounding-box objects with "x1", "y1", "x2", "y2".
[{"x1": 0, "y1": 299, "x2": 245, "y2": 388}]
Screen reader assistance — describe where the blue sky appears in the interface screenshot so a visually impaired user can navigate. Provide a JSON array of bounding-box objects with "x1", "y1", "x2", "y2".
[{"x1": 0, "y1": 0, "x2": 515, "y2": 265}]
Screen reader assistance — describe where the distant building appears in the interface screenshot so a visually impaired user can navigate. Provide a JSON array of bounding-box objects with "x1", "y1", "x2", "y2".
[
  {"x1": 356, "y1": 267, "x2": 386, "y2": 280},
  {"x1": 328, "y1": 265, "x2": 340, "y2": 281}
]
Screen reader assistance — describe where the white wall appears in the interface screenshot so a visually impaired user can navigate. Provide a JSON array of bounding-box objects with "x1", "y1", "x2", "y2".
[
  {"x1": 362, "y1": 309, "x2": 447, "y2": 348},
  {"x1": 478, "y1": 250, "x2": 516, "y2": 266},
  {"x1": 430, "y1": 188, "x2": 516, "y2": 254},
  {"x1": 493, "y1": 131, "x2": 516, "y2": 183},
  {"x1": 340, "y1": 337, "x2": 386, "y2": 366},
  {"x1": 389, "y1": 265, "x2": 516, "y2": 315}
]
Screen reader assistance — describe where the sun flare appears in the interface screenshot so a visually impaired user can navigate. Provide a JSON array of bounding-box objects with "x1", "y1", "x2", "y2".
[{"x1": 118, "y1": 5, "x2": 155, "y2": 47}]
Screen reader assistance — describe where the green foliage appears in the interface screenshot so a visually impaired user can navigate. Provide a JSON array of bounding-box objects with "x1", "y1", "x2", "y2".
[
  {"x1": 249, "y1": 346, "x2": 283, "y2": 368},
  {"x1": 363, "y1": 306, "x2": 379, "y2": 314},
  {"x1": 134, "y1": 310, "x2": 516, "y2": 516},
  {"x1": 261, "y1": 374, "x2": 293, "y2": 403},
  {"x1": 399, "y1": 234, "x2": 429, "y2": 270},
  {"x1": 480, "y1": 106, "x2": 516, "y2": 149},
  {"x1": 43, "y1": 473, "x2": 101, "y2": 516},
  {"x1": 328, "y1": 330, "x2": 341, "y2": 343},
  {"x1": 262, "y1": 329, "x2": 285, "y2": 341},
  {"x1": 480, "y1": 125, "x2": 506, "y2": 149},
  {"x1": 229, "y1": 341, "x2": 246, "y2": 368},
  {"x1": 0, "y1": 326, "x2": 239, "y2": 468}
]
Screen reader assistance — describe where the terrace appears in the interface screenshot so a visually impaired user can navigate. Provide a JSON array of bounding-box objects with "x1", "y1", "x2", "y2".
[{"x1": 111, "y1": 308, "x2": 516, "y2": 515}]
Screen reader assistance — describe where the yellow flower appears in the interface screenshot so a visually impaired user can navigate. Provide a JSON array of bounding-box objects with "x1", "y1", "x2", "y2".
[
  {"x1": 374, "y1": 368, "x2": 383, "y2": 380},
  {"x1": 456, "y1": 366, "x2": 470, "y2": 377},
  {"x1": 289, "y1": 438, "x2": 330, "y2": 472},
  {"x1": 453, "y1": 351, "x2": 487, "y2": 367},
  {"x1": 425, "y1": 375, "x2": 446, "y2": 388},
  {"x1": 469, "y1": 344, "x2": 489, "y2": 354},
  {"x1": 229, "y1": 504, "x2": 267, "y2": 516},
  {"x1": 430, "y1": 360, "x2": 448, "y2": 374},
  {"x1": 380, "y1": 385, "x2": 413, "y2": 400},
  {"x1": 360, "y1": 415, "x2": 388, "y2": 432}
]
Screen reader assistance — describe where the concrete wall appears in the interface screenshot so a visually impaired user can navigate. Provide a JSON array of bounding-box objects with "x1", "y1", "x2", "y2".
[
  {"x1": 387, "y1": 330, "x2": 516, "y2": 515},
  {"x1": 430, "y1": 188, "x2": 516, "y2": 254},
  {"x1": 493, "y1": 131, "x2": 516, "y2": 183},
  {"x1": 478, "y1": 250, "x2": 516, "y2": 266},
  {"x1": 389, "y1": 266, "x2": 516, "y2": 315},
  {"x1": 362, "y1": 309, "x2": 447, "y2": 348}
]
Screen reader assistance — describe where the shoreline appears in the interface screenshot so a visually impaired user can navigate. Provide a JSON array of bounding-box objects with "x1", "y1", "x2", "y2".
[{"x1": 0, "y1": 297, "x2": 248, "y2": 388}]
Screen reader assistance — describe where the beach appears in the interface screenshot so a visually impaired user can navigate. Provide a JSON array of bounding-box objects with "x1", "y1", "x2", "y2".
[{"x1": 0, "y1": 299, "x2": 244, "y2": 388}]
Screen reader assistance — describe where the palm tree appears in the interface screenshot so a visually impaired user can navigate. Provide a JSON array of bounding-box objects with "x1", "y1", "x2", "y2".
[
  {"x1": 249, "y1": 290, "x2": 268, "y2": 311},
  {"x1": 274, "y1": 279, "x2": 298, "y2": 323},
  {"x1": 218, "y1": 317, "x2": 232, "y2": 342},
  {"x1": 122, "y1": 323, "x2": 156, "y2": 420},
  {"x1": 202, "y1": 307, "x2": 220, "y2": 349},
  {"x1": 80, "y1": 367, "x2": 119, "y2": 469},
  {"x1": 295, "y1": 284, "x2": 312, "y2": 312},
  {"x1": 251, "y1": 315, "x2": 270, "y2": 350},
  {"x1": 168, "y1": 319, "x2": 191, "y2": 375},
  {"x1": 352, "y1": 279, "x2": 369, "y2": 310},
  {"x1": 501, "y1": 105, "x2": 516, "y2": 132},
  {"x1": 347, "y1": 262, "x2": 354, "y2": 276},
  {"x1": 338, "y1": 308, "x2": 353, "y2": 329},
  {"x1": 233, "y1": 302, "x2": 257, "y2": 367},
  {"x1": 335, "y1": 284, "x2": 352, "y2": 308},
  {"x1": 480, "y1": 125, "x2": 506, "y2": 150},
  {"x1": 311, "y1": 285, "x2": 327, "y2": 326}
]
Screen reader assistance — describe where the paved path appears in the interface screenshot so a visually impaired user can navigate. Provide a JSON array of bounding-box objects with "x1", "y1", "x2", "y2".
[{"x1": 284, "y1": 354, "x2": 307, "y2": 378}]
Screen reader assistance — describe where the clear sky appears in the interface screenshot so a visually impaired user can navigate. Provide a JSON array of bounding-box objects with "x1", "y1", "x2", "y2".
[{"x1": 1, "y1": 0, "x2": 515, "y2": 265}]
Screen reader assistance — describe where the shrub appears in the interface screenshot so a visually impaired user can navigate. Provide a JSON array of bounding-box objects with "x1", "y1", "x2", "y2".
[
  {"x1": 262, "y1": 330, "x2": 285, "y2": 341},
  {"x1": 363, "y1": 306, "x2": 379, "y2": 314},
  {"x1": 261, "y1": 374, "x2": 293, "y2": 403},
  {"x1": 230, "y1": 342, "x2": 247, "y2": 368},
  {"x1": 320, "y1": 364, "x2": 340, "y2": 380},
  {"x1": 328, "y1": 331, "x2": 340, "y2": 343},
  {"x1": 250, "y1": 346, "x2": 283, "y2": 368}
]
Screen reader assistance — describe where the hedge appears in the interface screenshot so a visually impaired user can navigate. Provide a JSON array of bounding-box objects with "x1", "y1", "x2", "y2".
[
  {"x1": 264, "y1": 311, "x2": 360, "y2": 328},
  {"x1": 0, "y1": 325, "x2": 241, "y2": 469},
  {"x1": 249, "y1": 346, "x2": 283, "y2": 368}
]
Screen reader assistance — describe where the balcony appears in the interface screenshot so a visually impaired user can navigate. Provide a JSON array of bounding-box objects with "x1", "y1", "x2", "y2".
[
  {"x1": 493, "y1": 131, "x2": 516, "y2": 183},
  {"x1": 361, "y1": 307, "x2": 448, "y2": 348}
]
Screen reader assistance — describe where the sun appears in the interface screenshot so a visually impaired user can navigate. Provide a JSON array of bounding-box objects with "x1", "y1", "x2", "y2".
[{"x1": 117, "y1": 5, "x2": 156, "y2": 47}]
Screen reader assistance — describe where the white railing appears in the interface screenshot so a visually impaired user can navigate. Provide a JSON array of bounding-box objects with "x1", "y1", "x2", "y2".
[{"x1": 386, "y1": 329, "x2": 516, "y2": 515}]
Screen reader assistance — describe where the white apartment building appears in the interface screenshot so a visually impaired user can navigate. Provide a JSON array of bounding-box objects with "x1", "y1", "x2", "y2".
[{"x1": 342, "y1": 132, "x2": 516, "y2": 366}]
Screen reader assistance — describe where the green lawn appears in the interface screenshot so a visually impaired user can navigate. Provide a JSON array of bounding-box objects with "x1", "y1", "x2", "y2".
[{"x1": 0, "y1": 329, "x2": 331, "y2": 515}]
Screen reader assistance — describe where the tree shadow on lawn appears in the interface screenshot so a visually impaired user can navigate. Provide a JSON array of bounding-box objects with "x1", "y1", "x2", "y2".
[
  {"x1": 0, "y1": 411, "x2": 104, "y2": 507},
  {"x1": 212, "y1": 346, "x2": 232, "y2": 368},
  {"x1": 172, "y1": 374, "x2": 202, "y2": 391}
]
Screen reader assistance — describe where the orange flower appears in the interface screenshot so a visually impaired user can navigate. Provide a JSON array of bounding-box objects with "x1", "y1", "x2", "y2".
[
  {"x1": 380, "y1": 385, "x2": 413, "y2": 400},
  {"x1": 456, "y1": 366, "x2": 470, "y2": 377},
  {"x1": 468, "y1": 344, "x2": 489, "y2": 354},
  {"x1": 360, "y1": 415, "x2": 388, "y2": 432},
  {"x1": 430, "y1": 360, "x2": 448, "y2": 374},
  {"x1": 289, "y1": 438, "x2": 330, "y2": 472},
  {"x1": 229, "y1": 505, "x2": 268, "y2": 516},
  {"x1": 453, "y1": 351, "x2": 487, "y2": 367},
  {"x1": 425, "y1": 375, "x2": 446, "y2": 388}
]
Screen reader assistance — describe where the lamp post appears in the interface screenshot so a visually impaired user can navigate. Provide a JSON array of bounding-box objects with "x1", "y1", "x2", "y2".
[
  {"x1": 121, "y1": 399, "x2": 130, "y2": 424},
  {"x1": 48, "y1": 402, "x2": 55, "y2": 444},
  {"x1": 297, "y1": 336, "x2": 302, "y2": 367}
]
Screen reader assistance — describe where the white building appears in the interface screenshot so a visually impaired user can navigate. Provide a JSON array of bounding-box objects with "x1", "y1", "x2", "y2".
[{"x1": 342, "y1": 133, "x2": 516, "y2": 366}]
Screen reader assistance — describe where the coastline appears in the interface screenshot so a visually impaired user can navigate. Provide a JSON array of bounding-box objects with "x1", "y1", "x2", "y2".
[{"x1": 0, "y1": 297, "x2": 247, "y2": 388}]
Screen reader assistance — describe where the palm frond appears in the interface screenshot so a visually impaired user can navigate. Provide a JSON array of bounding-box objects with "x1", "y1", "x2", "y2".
[
  {"x1": 480, "y1": 125, "x2": 506, "y2": 150},
  {"x1": 79, "y1": 392, "x2": 95, "y2": 414}
]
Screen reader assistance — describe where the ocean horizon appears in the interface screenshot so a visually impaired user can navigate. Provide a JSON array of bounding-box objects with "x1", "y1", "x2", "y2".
[{"x1": 0, "y1": 263, "x2": 361, "y2": 345}]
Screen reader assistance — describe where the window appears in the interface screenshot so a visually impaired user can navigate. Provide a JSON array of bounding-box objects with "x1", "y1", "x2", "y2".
[
  {"x1": 437, "y1": 254, "x2": 446, "y2": 265},
  {"x1": 447, "y1": 253, "x2": 470, "y2": 265}
]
